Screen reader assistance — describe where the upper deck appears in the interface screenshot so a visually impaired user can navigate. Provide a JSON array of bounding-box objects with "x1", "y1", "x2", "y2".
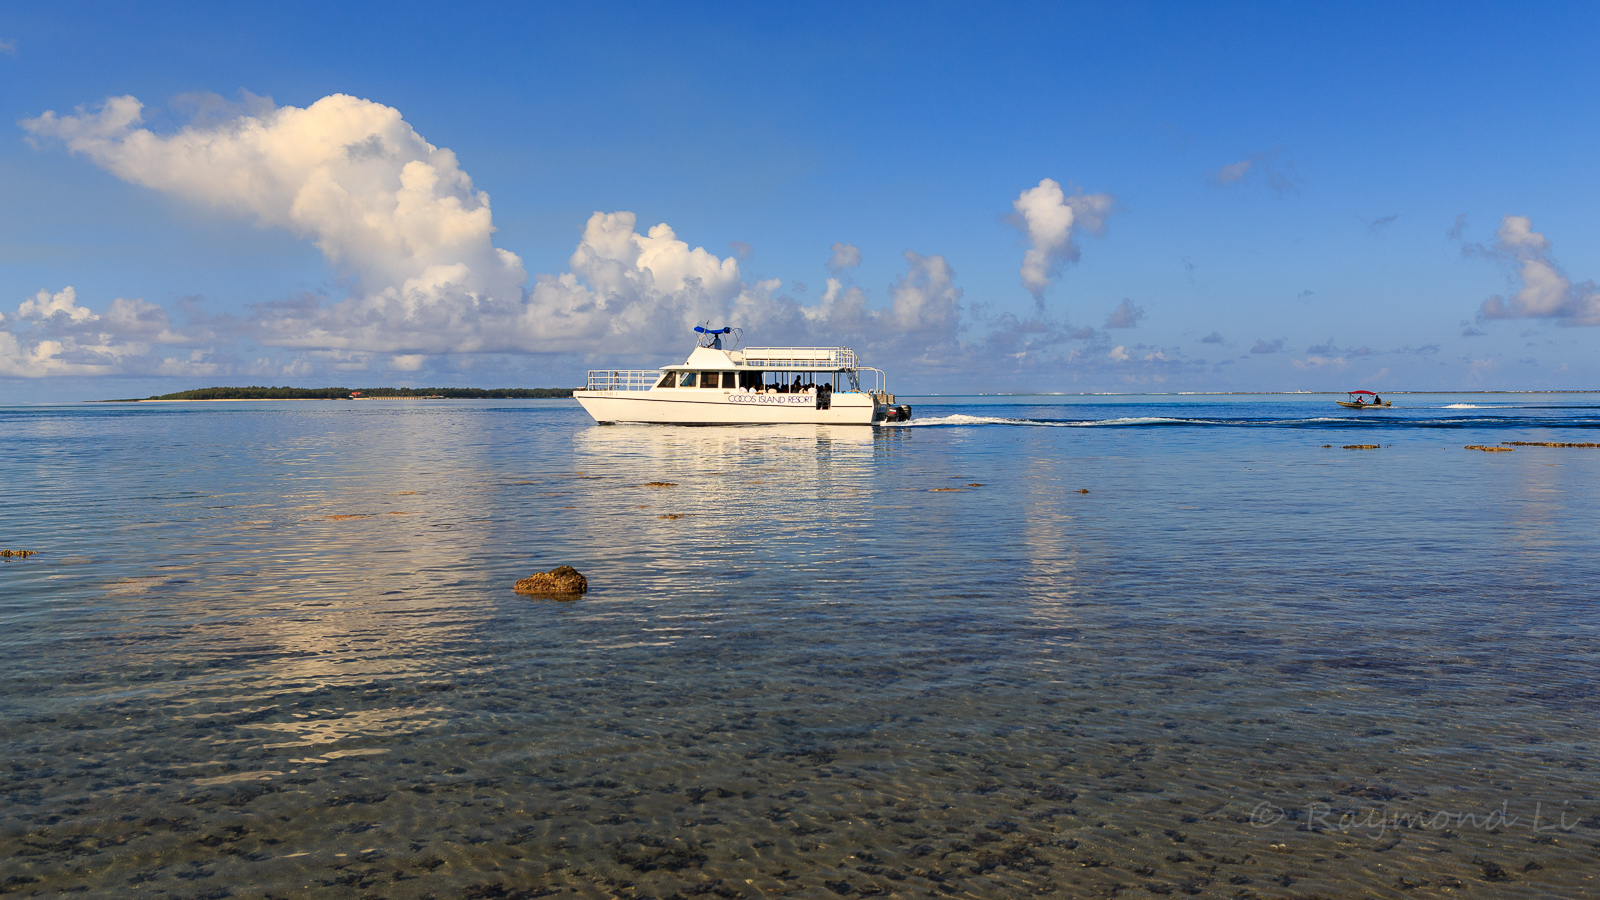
[
  {"x1": 657, "y1": 346, "x2": 859, "y2": 371},
  {"x1": 581, "y1": 339, "x2": 884, "y2": 395}
]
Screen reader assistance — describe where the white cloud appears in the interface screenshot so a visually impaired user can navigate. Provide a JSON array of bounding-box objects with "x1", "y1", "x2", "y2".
[
  {"x1": 1104, "y1": 297, "x2": 1144, "y2": 328},
  {"x1": 1477, "y1": 215, "x2": 1600, "y2": 326},
  {"x1": 1108, "y1": 345, "x2": 1129, "y2": 362},
  {"x1": 154, "y1": 349, "x2": 228, "y2": 378},
  {"x1": 1213, "y1": 159, "x2": 1253, "y2": 183},
  {"x1": 827, "y1": 242, "x2": 861, "y2": 272},
  {"x1": 24, "y1": 93, "x2": 531, "y2": 349},
  {"x1": 0, "y1": 38, "x2": 16, "y2": 56},
  {"x1": 0, "y1": 286, "x2": 218, "y2": 378},
  {"x1": 17, "y1": 287, "x2": 96, "y2": 323},
  {"x1": 1210, "y1": 148, "x2": 1293, "y2": 192},
  {"x1": 1292, "y1": 355, "x2": 1349, "y2": 370},
  {"x1": 1010, "y1": 178, "x2": 1113, "y2": 300},
  {"x1": 798, "y1": 251, "x2": 962, "y2": 356},
  {"x1": 1250, "y1": 338, "x2": 1284, "y2": 354}
]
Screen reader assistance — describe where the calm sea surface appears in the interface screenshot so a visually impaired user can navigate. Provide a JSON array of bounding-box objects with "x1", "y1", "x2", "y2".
[{"x1": 2, "y1": 395, "x2": 1598, "y2": 899}]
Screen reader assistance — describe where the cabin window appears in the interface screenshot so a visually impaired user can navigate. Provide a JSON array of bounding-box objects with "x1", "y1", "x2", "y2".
[
  {"x1": 656, "y1": 372, "x2": 676, "y2": 389},
  {"x1": 724, "y1": 372, "x2": 737, "y2": 389},
  {"x1": 678, "y1": 371, "x2": 697, "y2": 388},
  {"x1": 702, "y1": 372, "x2": 720, "y2": 388}
]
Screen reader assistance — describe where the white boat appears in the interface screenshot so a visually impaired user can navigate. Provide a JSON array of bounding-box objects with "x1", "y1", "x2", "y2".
[{"x1": 574, "y1": 327, "x2": 911, "y2": 425}]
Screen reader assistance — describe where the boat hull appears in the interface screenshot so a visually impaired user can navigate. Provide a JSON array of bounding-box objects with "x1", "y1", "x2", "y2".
[
  {"x1": 1336, "y1": 401, "x2": 1391, "y2": 408},
  {"x1": 575, "y1": 389, "x2": 880, "y2": 425}
]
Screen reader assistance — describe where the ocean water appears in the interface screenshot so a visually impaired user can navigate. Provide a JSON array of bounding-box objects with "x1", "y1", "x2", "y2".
[{"x1": 2, "y1": 394, "x2": 1598, "y2": 899}]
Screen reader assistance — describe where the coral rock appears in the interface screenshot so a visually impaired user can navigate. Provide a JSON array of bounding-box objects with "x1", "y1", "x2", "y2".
[{"x1": 514, "y1": 565, "x2": 588, "y2": 597}]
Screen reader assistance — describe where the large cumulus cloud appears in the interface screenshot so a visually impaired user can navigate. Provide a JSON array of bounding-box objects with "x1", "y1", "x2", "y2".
[
  {"x1": 1475, "y1": 215, "x2": 1600, "y2": 326},
  {"x1": 1010, "y1": 178, "x2": 1113, "y2": 301}
]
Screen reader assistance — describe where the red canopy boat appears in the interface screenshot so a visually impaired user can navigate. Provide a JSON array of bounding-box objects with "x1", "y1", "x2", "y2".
[{"x1": 1336, "y1": 390, "x2": 1390, "y2": 409}]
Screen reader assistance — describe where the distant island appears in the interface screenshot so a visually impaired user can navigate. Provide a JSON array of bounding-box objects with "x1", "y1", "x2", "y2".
[{"x1": 105, "y1": 385, "x2": 575, "y2": 401}]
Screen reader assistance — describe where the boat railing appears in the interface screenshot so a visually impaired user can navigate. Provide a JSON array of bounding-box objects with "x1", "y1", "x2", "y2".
[
  {"x1": 851, "y1": 367, "x2": 885, "y2": 394},
  {"x1": 584, "y1": 369, "x2": 661, "y2": 391},
  {"x1": 742, "y1": 347, "x2": 858, "y2": 370}
]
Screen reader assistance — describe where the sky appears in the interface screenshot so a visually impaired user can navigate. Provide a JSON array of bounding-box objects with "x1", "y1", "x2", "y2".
[{"x1": 2, "y1": 1, "x2": 1598, "y2": 399}]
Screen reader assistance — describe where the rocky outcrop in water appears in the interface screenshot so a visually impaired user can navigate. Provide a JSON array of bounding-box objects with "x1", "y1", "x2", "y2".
[
  {"x1": 514, "y1": 565, "x2": 588, "y2": 596},
  {"x1": 1, "y1": 550, "x2": 36, "y2": 558},
  {"x1": 1465, "y1": 445, "x2": 1514, "y2": 452}
]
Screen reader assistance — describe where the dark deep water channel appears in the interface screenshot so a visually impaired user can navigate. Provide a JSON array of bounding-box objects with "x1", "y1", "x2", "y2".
[{"x1": 3, "y1": 396, "x2": 1599, "y2": 898}]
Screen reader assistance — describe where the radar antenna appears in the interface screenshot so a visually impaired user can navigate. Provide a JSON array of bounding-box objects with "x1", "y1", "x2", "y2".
[{"x1": 694, "y1": 323, "x2": 735, "y2": 349}]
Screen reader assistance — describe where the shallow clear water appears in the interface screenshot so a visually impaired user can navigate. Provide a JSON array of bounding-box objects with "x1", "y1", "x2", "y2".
[{"x1": 2, "y1": 395, "x2": 1598, "y2": 898}]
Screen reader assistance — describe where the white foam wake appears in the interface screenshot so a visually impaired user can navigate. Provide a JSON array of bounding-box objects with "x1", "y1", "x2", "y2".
[
  {"x1": 890, "y1": 414, "x2": 1203, "y2": 428},
  {"x1": 889, "y1": 414, "x2": 1042, "y2": 427}
]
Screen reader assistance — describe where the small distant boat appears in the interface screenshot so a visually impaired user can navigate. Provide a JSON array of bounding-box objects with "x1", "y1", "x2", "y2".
[{"x1": 1336, "y1": 390, "x2": 1391, "y2": 409}]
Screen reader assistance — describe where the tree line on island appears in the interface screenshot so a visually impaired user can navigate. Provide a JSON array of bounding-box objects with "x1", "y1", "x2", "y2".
[{"x1": 110, "y1": 385, "x2": 574, "y2": 401}]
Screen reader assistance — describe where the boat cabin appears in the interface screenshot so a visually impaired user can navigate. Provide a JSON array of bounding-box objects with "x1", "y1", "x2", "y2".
[{"x1": 650, "y1": 346, "x2": 871, "y2": 395}]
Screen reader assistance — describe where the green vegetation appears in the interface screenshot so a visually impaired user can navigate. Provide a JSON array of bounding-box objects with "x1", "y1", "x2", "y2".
[{"x1": 107, "y1": 385, "x2": 574, "y2": 401}]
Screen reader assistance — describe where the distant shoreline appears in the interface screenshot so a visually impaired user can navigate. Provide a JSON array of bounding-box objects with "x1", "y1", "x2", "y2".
[
  {"x1": 111, "y1": 397, "x2": 577, "y2": 403},
  {"x1": 97, "y1": 386, "x2": 576, "y2": 402}
]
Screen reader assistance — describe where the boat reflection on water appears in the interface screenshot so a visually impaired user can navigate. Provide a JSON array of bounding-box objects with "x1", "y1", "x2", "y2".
[{"x1": 568, "y1": 423, "x2": 891, "y2": 549}]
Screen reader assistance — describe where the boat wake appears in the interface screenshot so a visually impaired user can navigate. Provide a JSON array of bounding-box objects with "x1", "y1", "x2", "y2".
[
  {"x1": 891, "y1": 414, "x2": 1205, "y2": 428},
  {"x1": 888, "y1": 413, "x2": 1600, "y2": 430}
]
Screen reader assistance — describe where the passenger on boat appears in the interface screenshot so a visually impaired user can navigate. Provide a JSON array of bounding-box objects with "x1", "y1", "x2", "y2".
[
  {"x1": 1373, "y1": 395, "x2": 1382, "y2": 405},
  {"x1": 792, "y1": 376, "x2": 803, "y2": 392}
]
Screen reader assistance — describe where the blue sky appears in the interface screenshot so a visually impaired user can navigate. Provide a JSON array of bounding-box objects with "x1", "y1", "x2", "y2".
[{"x1": 2, "y1": 1, "x2": 1598, "y2": 398}]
